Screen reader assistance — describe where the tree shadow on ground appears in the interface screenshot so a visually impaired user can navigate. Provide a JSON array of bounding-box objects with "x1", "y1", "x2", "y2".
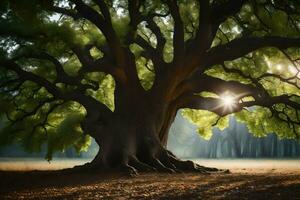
[{"x1": 0, "y1": 170, "x2": 299, "y2": 200}]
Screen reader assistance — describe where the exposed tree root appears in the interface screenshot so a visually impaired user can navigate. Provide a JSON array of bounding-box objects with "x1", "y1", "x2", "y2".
[
  {"x1": 70, "y1": 149, "x2": 226, "y2": 176},
  {"x1": 129, "y1": 156, "x2": 156, "y2": 172},
  {"x1": 118, "y1": 164, "x2": 139, "y2": 176}
]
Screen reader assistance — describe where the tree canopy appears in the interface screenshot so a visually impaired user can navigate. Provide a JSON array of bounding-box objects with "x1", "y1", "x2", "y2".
[{"x1": 1, "y1": 0, "x2": 300, "y2": 161}]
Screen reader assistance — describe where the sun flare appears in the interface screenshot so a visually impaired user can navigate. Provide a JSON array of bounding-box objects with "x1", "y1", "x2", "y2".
[
  {"x1": 220, "y1": 93, "x2": 236, "y2": 110},
  {"x1": 222, "y1": 95, "x2": 234, "y2": 106}
]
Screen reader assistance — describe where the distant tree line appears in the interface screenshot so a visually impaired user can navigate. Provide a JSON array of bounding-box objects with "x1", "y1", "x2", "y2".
[
  {"x1": 168, "y1": 115, "x2": 300, "y2": 158},
  {"x1": 0, "y1": 140, "x2": 98, "y2": 158}
]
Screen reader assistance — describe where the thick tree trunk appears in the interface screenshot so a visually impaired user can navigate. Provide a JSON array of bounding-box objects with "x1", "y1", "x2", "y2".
[
  {"x1": 70, "y1": 66, "x2": 224, "y2": 175},
  {"x1": 78, "y1": 96, "x2": 219, "y2": 175}
]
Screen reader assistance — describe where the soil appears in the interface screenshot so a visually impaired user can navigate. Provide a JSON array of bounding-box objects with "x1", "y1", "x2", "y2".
[{"x1": 0, "y1": 168, "x2": 299, "y2": 200}]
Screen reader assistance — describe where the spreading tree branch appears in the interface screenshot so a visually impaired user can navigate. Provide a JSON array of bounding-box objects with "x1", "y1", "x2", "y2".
[
  {"x1": 70, "y1": 0, "x2": 126, "y2": 66},
  {"x1": 166, "y1": 0, "x2": 184, "y2": 64},
  {"x1": 0, "y1": 59, "x2": 112, "y2": 118},
  {"x1": 204, "y1": 36, "x2": 300, "y2": 68},
  {"x1": 49, "y1": 5, "x2": 81, "y2": 20},
  {"x1": 210, "y1": 0, "x2": 245, "y2": 34}
]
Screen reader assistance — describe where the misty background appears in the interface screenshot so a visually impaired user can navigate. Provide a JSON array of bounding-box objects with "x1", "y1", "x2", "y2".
[{"x1": 1, "y1": 112, "x2": 300, "y2": 159}]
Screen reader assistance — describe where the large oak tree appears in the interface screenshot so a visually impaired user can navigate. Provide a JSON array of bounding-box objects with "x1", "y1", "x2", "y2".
[{"x1": 1, "y1": 0, "x2": 300, "y2": 174}]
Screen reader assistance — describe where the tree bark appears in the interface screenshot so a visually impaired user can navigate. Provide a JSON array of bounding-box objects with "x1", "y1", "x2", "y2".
[{"x1": 77, "y1": 93, "x2": 219, "y2": 175}]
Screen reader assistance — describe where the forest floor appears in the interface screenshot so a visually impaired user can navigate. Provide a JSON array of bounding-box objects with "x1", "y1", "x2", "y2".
[{"x1": 0, "y1": 159, "x2": 299, "y2": 199}]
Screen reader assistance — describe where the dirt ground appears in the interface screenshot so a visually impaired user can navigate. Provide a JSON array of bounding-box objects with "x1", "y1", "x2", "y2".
[{"x1": 0, "y1": 168, "x2": 299, "y2": 200}]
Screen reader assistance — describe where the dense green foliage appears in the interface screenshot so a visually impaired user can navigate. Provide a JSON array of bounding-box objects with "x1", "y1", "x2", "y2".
[
  {"x1": 0, "y1": 0, "x2": 300, "y2": 160},
  {"x1": 180, "y1": 1, "x2": 300, "y2": 140}
]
